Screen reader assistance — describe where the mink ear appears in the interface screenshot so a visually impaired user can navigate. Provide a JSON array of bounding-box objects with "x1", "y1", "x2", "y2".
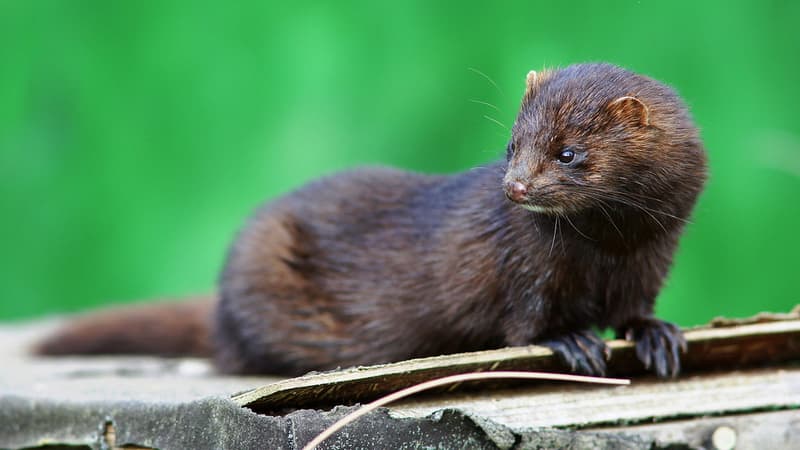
[
  {"x1": 523, "y1": 69, "x2": 551, "y2": 100},
  {"x1": 607, "y1": 96, "x2": 650, "y2": 127}
]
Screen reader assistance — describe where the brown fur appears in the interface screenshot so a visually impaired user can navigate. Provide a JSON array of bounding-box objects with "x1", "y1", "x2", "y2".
[
  {"x1": 37, "y1": 63, "x2": 707, "y2": 378},
  {"x1": 35, "y1": 298, "x2": 214, "y2": 357}
]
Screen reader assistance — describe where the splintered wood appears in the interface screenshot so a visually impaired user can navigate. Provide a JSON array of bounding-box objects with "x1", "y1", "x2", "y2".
[{"x1": 234, "y1": 309, "x2": 800, "y2": 414}]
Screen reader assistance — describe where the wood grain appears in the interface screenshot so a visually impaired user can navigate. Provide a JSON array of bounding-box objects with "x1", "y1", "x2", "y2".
[{"x1": 234, "y1": 315, "x2": 800, "y2": 414}]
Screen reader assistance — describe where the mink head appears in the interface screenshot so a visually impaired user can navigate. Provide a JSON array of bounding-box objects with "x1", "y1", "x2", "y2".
[{"x1": 503, "y1": 63, "x2": 706, "y2": 218}]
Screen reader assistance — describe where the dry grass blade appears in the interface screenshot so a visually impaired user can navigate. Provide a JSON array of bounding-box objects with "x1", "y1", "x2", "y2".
[{"x1": 301, "y1": 370, "x2": 630, "y2": 450}]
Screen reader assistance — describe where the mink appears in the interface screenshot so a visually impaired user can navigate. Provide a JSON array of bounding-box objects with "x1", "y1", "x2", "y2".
[{"x1": 37, "y1": 63, "x2": 707, "y2": 378}]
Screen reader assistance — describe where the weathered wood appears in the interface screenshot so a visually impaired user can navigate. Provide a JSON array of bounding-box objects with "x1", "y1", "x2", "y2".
[
  {"x1": 234, "y1": 314, "x2": 800, "y2": 412},
  {"x1": 591, "y1": 409, "x2": 800, "y2": 449},
  {"x1": 4, "y1": 315, "x2": 800, "y2": 449},
  {"x1": 389, "y1": 367, "x2": 800, "y2": 428},
  {"x1": 233, "y1": 344, "x2": 555, "y2": 412}
]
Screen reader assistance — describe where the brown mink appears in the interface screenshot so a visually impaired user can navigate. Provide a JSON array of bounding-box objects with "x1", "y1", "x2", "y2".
[{"x1": 37, "y1": 63, "x2": 707, "y2": 378}]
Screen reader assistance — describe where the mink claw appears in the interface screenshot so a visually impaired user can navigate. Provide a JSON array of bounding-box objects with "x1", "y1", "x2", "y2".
[
  {"x1": 619, "y1": 318, "x2": 686, "y2": 378},
  {"x1": 540, "y1": 330, "x2": 608, "y2": 377}
]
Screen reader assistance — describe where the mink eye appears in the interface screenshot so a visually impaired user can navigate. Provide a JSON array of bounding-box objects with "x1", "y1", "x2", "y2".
[
  {"x1": 506, "y1": 141, "x2": 516, "y2": 159},
  {"x1": 557, "y1": 147, "x2": 576, "y2": 164}
]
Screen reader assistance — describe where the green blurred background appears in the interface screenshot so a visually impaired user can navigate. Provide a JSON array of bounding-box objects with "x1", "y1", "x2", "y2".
[{"x1": 1, "y1": 1, "x2": 798, "y2": 326}]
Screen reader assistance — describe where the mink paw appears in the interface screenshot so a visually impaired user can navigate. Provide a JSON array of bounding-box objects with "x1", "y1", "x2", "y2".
[
  {"x1": 618, "y1": 318, "x2": 687, "y2": 378},
  {"x1": 539, "y1": 330, "x2": 609, "y2": 376}
]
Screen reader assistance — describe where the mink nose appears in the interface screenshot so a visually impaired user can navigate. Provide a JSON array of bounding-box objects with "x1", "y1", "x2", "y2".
[{"x1": 505, "y1": 181, "x2": 529, "y2": 203}]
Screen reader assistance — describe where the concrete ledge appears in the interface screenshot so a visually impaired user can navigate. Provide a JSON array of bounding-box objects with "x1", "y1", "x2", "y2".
[
  {"x1": 0, "y1": 396, "x2": 653, "y2": 450},
  {"x1": 3, "y1": 318, "x2": 799, "y2": 449},
  {"x1": 0, "y1": 321, "x2": 651, "y2": 449}
]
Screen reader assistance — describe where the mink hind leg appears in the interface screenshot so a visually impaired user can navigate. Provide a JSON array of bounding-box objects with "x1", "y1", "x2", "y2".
[
  {"x1": 212, "y1": 278, "x2": 355, "y2": 376},
  {"x1": 212, "y1": 210, "x2": 355, "y2": 376}
]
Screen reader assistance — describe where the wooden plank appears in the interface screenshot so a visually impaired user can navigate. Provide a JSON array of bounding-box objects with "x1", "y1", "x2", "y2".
[
  {"x1": 590, "y1": 409, "x2": 800, "y2": 450},
  {"x1": 389, "y1": 366, "x2": 800, "y2": 428},
  {"x1": 234, "y1": 315, "x2": 800, "y2": 412}
]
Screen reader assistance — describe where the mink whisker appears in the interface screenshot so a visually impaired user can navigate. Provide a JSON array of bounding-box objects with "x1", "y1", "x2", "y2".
[
  {"x1": 467, "y1": 67, "x2": 505, "y2": 96},
  {"x1": 548, "y1": 215, "x2": 559, "y2": 258},
  {"x1": 468, "y1": 99, "x2": 502, "y2": 112},
  {"x1": 482, "y1": 115, "x2": 508, "y2": 131},
  {"x1": 582, "y1": 193, "x2": 625, "y2": 242},
  {"x1": 562, "y1": 213, "x2": 595, "y2": 241}
]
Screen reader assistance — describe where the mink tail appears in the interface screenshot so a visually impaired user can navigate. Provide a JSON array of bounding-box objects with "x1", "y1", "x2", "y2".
[{"x1": 33, "y1": 296, "x2": 215, "y2": 358}]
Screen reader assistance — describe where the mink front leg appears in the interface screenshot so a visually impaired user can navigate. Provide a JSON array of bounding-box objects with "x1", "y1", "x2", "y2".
[
  {"x1": 617, "y1": 317, "x2": 687, "y2": 378},
  {"x1": 539, "y1": 330, "x2": 609, "y2": 376},
  {"x1": 502, "y1": 306, "x2": 609, "y2": 376}
]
